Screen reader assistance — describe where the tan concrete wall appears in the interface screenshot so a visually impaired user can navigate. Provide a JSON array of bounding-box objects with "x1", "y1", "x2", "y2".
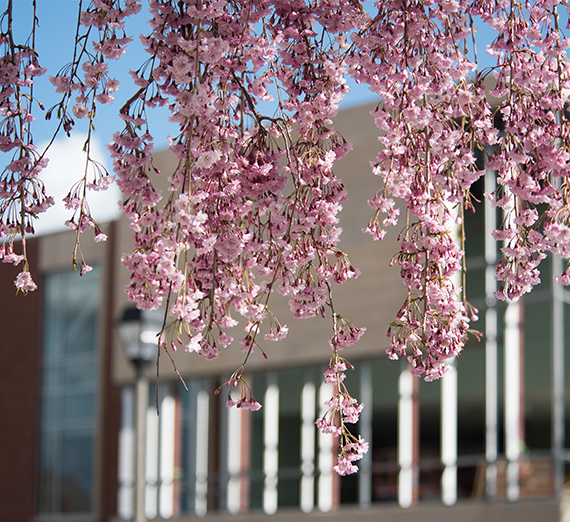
[{"x1": 38, "y1": 222, "x2": 110, "y2": 273}]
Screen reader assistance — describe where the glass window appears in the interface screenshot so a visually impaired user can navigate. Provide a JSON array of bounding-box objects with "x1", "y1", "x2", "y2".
[
  {"x1": 177, "y1": 365, "x2": 336, "y2": 515},
  {"x1": 277, "y1": 368, "x2": 305, "y2": 508},
  {"x1": 456, "y1": 347, "x2": 486, "y2": 499},
  {"x1": 249, "y1": 373, "x2": 266, "y2": 511},
  {"x1": 38, "y1": 269, "x2": 100, "y2": 515},
  {"x1": 179, "y1": 378, "x2": 211, "y2": 515},
  {"x1": 524, "y1": 298, "x2": 552, "y2": 451},
  {"x1": 370, "y1": 358, "x2": 399, "y2": 504},
  {"x1": 339, "y1": 358, "x2": 400, "y2": 505}
]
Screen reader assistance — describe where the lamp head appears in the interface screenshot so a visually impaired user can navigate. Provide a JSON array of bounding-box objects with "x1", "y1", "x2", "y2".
[{"x1": 117, "y1": 306, "x2": 162, "y2": 376}]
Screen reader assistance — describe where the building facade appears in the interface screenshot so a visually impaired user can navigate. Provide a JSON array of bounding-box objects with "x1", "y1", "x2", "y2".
[{"x1": 1, "y1": 103, "x2": 570, "y2": 522}]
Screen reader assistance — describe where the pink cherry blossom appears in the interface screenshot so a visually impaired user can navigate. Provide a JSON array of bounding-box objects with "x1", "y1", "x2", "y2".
[
  {"x1": 7, "y1": 0, "x2": 570, "y2": 475},
  {"x1": 15, "y1": 270, "x2": 37, "y2": 293}
]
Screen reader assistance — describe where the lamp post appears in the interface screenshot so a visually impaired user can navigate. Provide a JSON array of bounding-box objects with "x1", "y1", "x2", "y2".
[{"x1": 117, "y1": 307, "x2": 162, "y2": 522}]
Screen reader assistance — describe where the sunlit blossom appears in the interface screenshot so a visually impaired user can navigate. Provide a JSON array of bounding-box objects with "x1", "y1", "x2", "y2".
[{"x1": 6, "y1": 0, "x2": 570, "y2": 475}]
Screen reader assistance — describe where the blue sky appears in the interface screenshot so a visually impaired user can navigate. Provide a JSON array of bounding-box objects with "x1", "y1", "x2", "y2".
[
  {"x1": 11, "y1": 0, "x2": 174, "y2": 149},
  {"x1": 9, "y1": 0, "x2": 170, "y2": 232}
]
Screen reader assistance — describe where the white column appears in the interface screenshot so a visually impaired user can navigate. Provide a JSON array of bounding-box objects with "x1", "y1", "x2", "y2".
[
  {"x1": 300, "y1": 382, "x2": 316, "y2": 513},
  {"x1": 145, "y1": 389, "x2": 159, "y2": 519},
  {"x1": 227, "y1": 404, "x2": 242, "y2": 514},
  {"x1": 218, "y1": 397, "x2": 229, "y2": 513},
  {"x1": 398, "y1": 365, "x2": 415, "y2": 508},
  {"x1": 318, "y1": 382, "x2": 334, "y2": 512},
  {"x1": 159, "y1": 386, "x2": 176, "y2": 518},
  {"x1": 441, "y1": 359, "x2": 457, "y2": 506},
  {"x1": 118, "y1": 386, "x2": 135, "y2": 520},
  {"x1": 195, "y1": 390, "x2": 209, "y2": 516},
  {"x1": 263, "y1": 378, "x2": 279, "y2": 514},
  {"x1": 504, "y1": 300, "x2": 521, "y2": 501}
]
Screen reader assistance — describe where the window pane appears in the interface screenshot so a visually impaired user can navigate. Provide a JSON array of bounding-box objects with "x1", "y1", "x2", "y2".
[
  {"x1": 64, "y1": 360, "x2": 97, "y2": 387},
  {"x1": 38, "y1": 269, "x2": 100, "y2": 516},
  {"x1": 64, "y1": 392, "x2": 96, "y2": 420},
  {"x1": 179, "y1": 378, "x2": 210, "y2": 514},
  {"x1": 64, "y1": 274, "x2": 99, "y2": 355},
  {"x1": 524, "y1": 299, "x2": 552, "y2": 450},
  {"x1": 249, "y1": 374, "x2": 266, "y2": 510},
  {"x1": 60, "y1": 432, "x2": 94, "y2": 513},
  {"x1": 371, "y1": 358, "x2": 399, "y2": 503},
  {"x1": 38, "y1": 431, "x2": 57, "y2": 514},
  {"x1": 42, "y1": 362, "x2": 60, "y2": 389},
  {"x1": 419, "y1": 377, "x2": 441, "y2": 501},
  {"x1": 41, "y1": 393, "x2": 58, "y2": 422},
  {"x1": 277, "y1": 369, "x2": 303, "y2": 508},
  {"x1": 457, "y1": 347, "x2": 485, "y2": 455}
]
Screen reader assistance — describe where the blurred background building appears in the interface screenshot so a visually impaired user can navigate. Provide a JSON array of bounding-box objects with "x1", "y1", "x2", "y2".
[{"x1": 2, "y1": 103, "x2": 570, "y2": 522}]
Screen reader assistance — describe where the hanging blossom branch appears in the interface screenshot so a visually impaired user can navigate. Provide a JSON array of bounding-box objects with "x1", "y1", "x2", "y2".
[
  {"x1": 347, "y1": 0, "x2": 570, "y2": 381},
  {"x1": 0, "y1": 0, "x2": 51, "y2": 291},
  {"x1": 50, "y1": 0, "x2": 141, "y2": 272},
  {"x1": 0, "y1": 0, "x2": 141, "y2": 288},
  {"x1": 110, "y1": 0, "x2": 368, "y2": 472},
  {"x1": 348, "y1": 0, "x2": 493, "y2": 380},
  {"x1": 483, "y1": 1, "x2": 570, "y2": 299},
  {"x1": 316, "y1": 284, "x2": 367, "y2": 475}
]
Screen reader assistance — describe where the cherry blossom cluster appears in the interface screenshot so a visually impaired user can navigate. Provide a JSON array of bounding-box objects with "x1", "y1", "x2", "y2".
[
  {"x1": 354, "y1": 1, "x2": 570, "y2": 379},
  {"x1": 385, "y1": 215, "x2": 472, "y2": 380},
  {"x1": 49, "y1": 0, "x2": 141, "y2": 272},
  {"x1": 0, "y1": 2, "x2": 50, "y2": 291},
  {"x1": 481, "y1": 1, "x2": 570, "y2": 301},
  {"x1": 0, "y1": 0, "x2": 141, "y2": 287},
  {"x1": 349, "y1": 1, "x2": 490, "y2": 379},
  {"x1": 8, "y1": 0, "x2": 570, "y2": 474},
  {"x1": 215, "y1": 372, "x2": 262, "y2": 411},
  {"x1": 316, "y1": 349, "x2": 368, "y2": 475},
  {"x1": 113, "y1": 3, "x2": 363, "y2": 372},
  {"x1": 109, "y1": 0, "x2": 370, "y2": 472}
]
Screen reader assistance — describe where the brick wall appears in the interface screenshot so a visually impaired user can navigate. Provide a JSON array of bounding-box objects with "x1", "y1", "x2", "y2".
[
  {"x1": 0, "y1": 240, "x2": 42, "y2": 522},
  {"x1": 99, "y1": 220, "x2": 121, "y2": 522},
  {"x1": 0, "y1": 227, "x2": 123, "y2": 522}
]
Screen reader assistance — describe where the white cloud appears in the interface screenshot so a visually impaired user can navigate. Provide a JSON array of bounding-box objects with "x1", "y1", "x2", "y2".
[{"x1": 34, "y1": 134, "x2": 121, "y2": 236}]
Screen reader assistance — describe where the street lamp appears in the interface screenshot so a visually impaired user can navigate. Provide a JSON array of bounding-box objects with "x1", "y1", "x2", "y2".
[{"x1": 117, "y1": 306, "x2": 163, "y2": 522}]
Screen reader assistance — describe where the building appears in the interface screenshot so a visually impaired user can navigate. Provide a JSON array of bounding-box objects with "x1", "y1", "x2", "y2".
[{"x1": 1, "y1": 102, "x2": 570, "y2": 522}]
